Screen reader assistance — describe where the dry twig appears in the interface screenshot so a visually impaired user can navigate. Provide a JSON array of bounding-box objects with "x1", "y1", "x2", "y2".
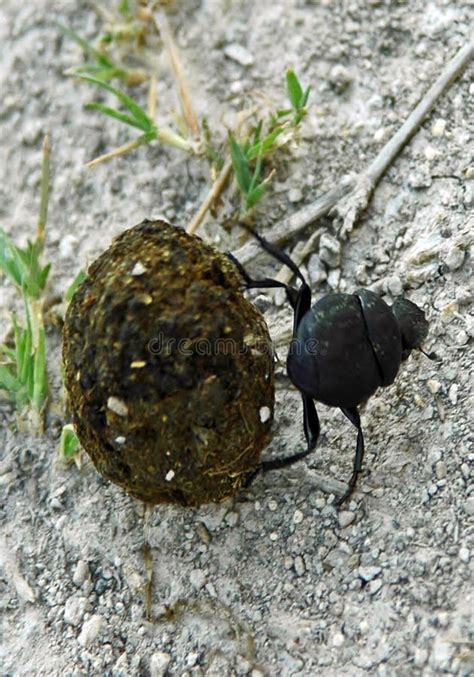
[{"x1": 232, "y1": 40, "x2": 474, "y2": 266}]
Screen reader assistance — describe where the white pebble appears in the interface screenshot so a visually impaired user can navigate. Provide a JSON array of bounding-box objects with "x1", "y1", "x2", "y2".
[
  {"x1": 293, "y1": 509, "x2": 304, "y2": 524},
  {"x1": 426, "y1": 379, "x2": 441, "y2": 394},
  {"x1": 189, "y1": 569, "x2": 206, "y2": 590},
  {"x1": 331, "y1": 632, "x2": 345, "y2": 647},
  {"x1": 224, "y1": 43, "x2": 254, "y2": 66},
  {"x1": 259, "y1": 406, "x2": 271, "y2": 423},
  {"x1": 435, "y1": 461, "x2": 447, "y2": 480},
  {"x1": 294, "y1": 555, "x2": 306, "y2": 576},
  {"x1": 338, "y1": 511, "x2": 355, "y2": 528},
  {"x1": 268, "y1": 499, "x2": 278, "y2": 512},
  {"x1": 288, "y1": 188, "x2": 303, "y2": 203},
  {"x1": 448, "y1": 384, "x2": 458, "y2": 405},
  {"x1": 358, "y1": 566, "x2": 381, "y2": 582},
  {"x1": 458, "y1": 547, "x2": 470, "y2": 562},
  {"x1": 131, "y1": 262, "x2": 147, "y2": 276},
  {"x1": 115, "y1": 436, "x2": 126, "y2": 445},
  {"x1": 72, "y1": 560, "x2": 90, "y2": 587},
  {"x1": 431, "y1": 118, "x2": 446, "y2": 137},
  {"x1": 107, "y1": 396, "x2": 129, "y2": 417},
  {"x1": 78, "y1": 614, "x2": 105, "y2": 647},
  {"x1": 150, "y1": 652, "x2": 171, "y2": 677},
  {"x1": 165, "y1": 470, "x2": 175, "y2": 482},
  {"x1": 64, "y1": 596, "x2": 88, "y2": 626},
  {"x1": 369, "y1": 579, "x2": 383, "y2": 595}
]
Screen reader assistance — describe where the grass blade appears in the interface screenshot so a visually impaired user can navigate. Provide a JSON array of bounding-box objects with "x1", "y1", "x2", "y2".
[
  {"x1": 77, "y1": 74, "x2": 153, "y2": 131},
  {"x1": 287, "y1": 68, "x2": 304, "y2": 109},
  {"x1": 85, "y1": 102, "x2": 148, "y2": 131},
  {"x1": 229, "y1": 134, "x2": 252, "y2": 194}
]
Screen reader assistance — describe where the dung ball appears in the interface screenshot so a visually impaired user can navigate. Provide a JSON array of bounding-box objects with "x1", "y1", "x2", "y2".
[{"x1": 62, "y1": 219, "x2": 274, "y2": 505}]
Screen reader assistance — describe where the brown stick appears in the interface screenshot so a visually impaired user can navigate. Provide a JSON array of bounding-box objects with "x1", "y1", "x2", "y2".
[
  {"x1": 153, "y1": 10, "x2": 200, "y2": 137},
  {"x1": 186, "y1": 159, "x2": 233, "y2": 235},
  {"x1": 232, "y1": 40, "x2": 474, "y2": 265}
]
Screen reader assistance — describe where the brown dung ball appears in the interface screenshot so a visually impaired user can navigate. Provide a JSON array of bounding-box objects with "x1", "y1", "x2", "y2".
[{"x1": 62, "y1": 219, "x2": 274, "y2": 505}]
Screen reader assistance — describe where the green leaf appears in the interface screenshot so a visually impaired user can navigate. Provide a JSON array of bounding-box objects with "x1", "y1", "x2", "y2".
[
  {"x1": 247, "y1": 126, "x2": 285, "y2": 160},
  {"x1": 287, "y1": 69, "x2": 304, "y2": 110},
  {"x1": 58, "y1": 24, "x2": 114, "y2": 68},
  {"x1": 85, "y1": 102, "x2": 147, "y2": 131},
  {"x1": 77, "y1": 74, "x2": 153, "y2": 131},
  {"x1": 118, "y1": 0, "x2": 130, "y2": 17},
  {"x1": 0, "y1": 363, "x2": 21, "y2": 394},
  {"x1": 246, "y1": 184, "x2": 266, "y2": 209},
  {"x1": 65, "y1": 270, "x2": 88, "y2": 304},
  {"x1": 60, "y1": 424, "x2": 81, "y2": 459},
  {"x1": 229, "y1": 134, "x2": 253, "y2": 195}
]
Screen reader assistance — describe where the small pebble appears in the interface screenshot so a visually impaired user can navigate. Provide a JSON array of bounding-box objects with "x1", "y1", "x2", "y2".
[
  {"x1": 268, "y1": 499, "x2": 278, "y2": 512},
  {"x1": 259, "y1": 406, "x2": 271, "y2": 423},
  {"x1": 454, "y1": 330, "x2": 468, "y2": 346},
  {"x1": 338, "y1": 511, "x2": 355, "y2": 528},
  {"x1": 294, "y1": 555, "x2": 306, "y2": 576},
  {"x1": 149, "y1": 652, "x2": 171, "y2": 677},
  {"x1": 444, "y1": 246, "x2": 465, "y2": 271},
  {"x1": 458, "y1": 547, "x2": 470, "y2": 563},
  {"x1": 189, "y1": 569, "x2": 207, "y2": 590},
  {"x1": 64, "y1": 596, "x2": 88, "y2": 626},
  {"x1": 328, "y1": 64, "x2": 352, "y2": 92},
  {"x1": 431, "y1": 118, "x2": 446, "y2": 137},
  {"x1": 414, "y1": 647, "x2": 428, "y2": 667},
  {"x1": 359, "y1": 620, "x2": 370, "y2": 636},
  {"x1": 78, "y1": 614, "x2": 105, "y2": 647},
  {"x1": 130, "y1": 262, "x2": 147, "y2": 276},
  {"x1": 434, "y1": 460, "x2": 447, "y2": 480},
  {"x1": 293, "y1": 509, "x2": 304, "y2": 525},
  {"x1": 358, "y1": 566, "x2": 381, "y2": 582},
  {"x1": 331, "y1": 632, "x2": 345, "y2": 647},
  {"x1": 426, "y1": 379, "x2": 441, "y2": 394},
  {"x1": 107, "y1": 396, "x2": 129, "y2": 417},
  {"x1": 224, "y1": 43, "x2": 254, "y2": 66},
  {"x1": 288, "y1": 187, "x2": 303, "y2": 203},
  {"x1": 448, "y1": 384, "x2": 458, "y2": 405},
  {"x1": 369, "y1": 579, "x2": 383, "y2": 595}
]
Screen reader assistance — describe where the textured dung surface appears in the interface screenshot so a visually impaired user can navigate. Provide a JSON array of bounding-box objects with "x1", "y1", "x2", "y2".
[
  {"x1": 1, "y1": 1, "x2": 472, "y2": 675},
  {"x1": 63, "y1": 220, "x2": 274, "y2": 505}
]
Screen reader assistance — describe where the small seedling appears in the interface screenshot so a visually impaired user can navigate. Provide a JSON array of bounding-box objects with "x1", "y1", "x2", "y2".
[
  {"x1": 229, "y1": 69, "x2": 311, "y2": 214},
  {"x1": 0, "y1": 137, "x2": 51, "y2": 430}
]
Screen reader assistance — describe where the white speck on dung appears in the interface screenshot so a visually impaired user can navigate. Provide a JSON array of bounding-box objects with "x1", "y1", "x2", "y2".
[
  {"x1": 107, "y1": 397, "x2": 129, "y2": 417},
  {"x1": 259, "y1": 406, "x2": 271, "y2": 423},
  {"x1": 131, "y1": 261, "x2": 147, "y2": 276},
  {"x1": 165, "y1": 470, "x2": 175, "y2": 482}
]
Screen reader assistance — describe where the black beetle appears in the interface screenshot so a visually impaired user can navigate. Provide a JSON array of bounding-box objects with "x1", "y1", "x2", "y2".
[{"x1": 230, "y1": 227, "x2": 431, "y2": 504}]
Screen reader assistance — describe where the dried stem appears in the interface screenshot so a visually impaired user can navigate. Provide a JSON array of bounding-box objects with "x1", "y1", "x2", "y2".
[
  {"x1": 36, "y1": 135, "x2": 50, "y2": 248},
  {"x1": 153, "y1": 9, "x2": 200, "y2": 137},
  {"x1": 338, "y1": 40, "x2": 474, "y2": 236},
  {"x1": 186, "y1": 159, "x2": 233, "y2": 235},
  {"x1": 232, "y1": 40, "x2": 474, "y2": 266}
]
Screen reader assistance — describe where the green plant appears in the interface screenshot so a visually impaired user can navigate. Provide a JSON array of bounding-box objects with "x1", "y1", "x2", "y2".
[
  {"x1": 0, "y1": 137, "x2": 51, "y2": 429},
  {"x1": 64, "y1": 5, "x2": 310, "y2": 225}
]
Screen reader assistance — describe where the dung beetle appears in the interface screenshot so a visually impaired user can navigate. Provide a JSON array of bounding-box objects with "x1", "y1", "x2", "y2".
[{"x1": 230, "y1": 227, "x2": 431, "y2": 504}]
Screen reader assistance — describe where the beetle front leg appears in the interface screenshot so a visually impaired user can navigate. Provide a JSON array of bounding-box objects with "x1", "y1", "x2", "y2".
[{"x1": 336, "y1": 406, "x2": 365, "y2": 505}]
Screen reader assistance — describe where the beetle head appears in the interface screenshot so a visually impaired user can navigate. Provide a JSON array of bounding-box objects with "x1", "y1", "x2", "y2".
[{"x1": 391, "y1": 298, "x2": 429, "y2": 360}]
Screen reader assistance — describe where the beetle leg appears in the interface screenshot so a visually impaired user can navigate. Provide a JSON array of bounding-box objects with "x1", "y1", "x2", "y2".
[
  {"x1": 260, "y1": 395, "x2": 319, "y2": 471},
  {"x1": 336, "y1": 406, "x2": 365, "y2": 505},
  {"x1": 226, "y1": 251, "x2": 290, "y2": 291}
]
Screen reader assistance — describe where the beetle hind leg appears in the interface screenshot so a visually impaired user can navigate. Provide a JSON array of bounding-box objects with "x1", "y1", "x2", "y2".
[
  {"x1": 336, "y1": 406, "x2": 365, "y2": 505},
  {"x1": 260, "y1": 395, "x2": 320, "y2": 472}
]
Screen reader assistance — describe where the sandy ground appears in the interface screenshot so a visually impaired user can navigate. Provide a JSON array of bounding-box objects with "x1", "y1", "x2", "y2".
[{"x1": 0, "y1": 1, "x2": 473, "y2": 675}]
